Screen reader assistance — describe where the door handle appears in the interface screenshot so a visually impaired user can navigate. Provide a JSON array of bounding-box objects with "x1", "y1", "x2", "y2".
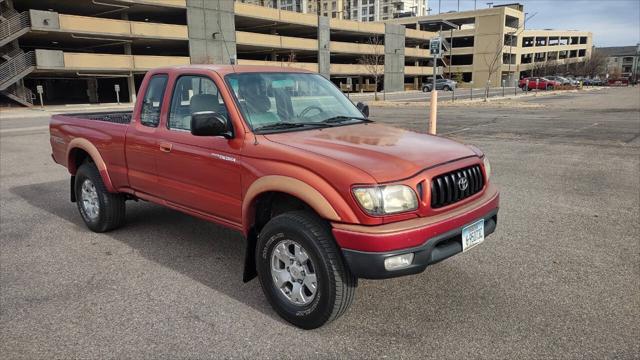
[{"x1": 159, "y1": 142, "x2": 172, "y2": 153}]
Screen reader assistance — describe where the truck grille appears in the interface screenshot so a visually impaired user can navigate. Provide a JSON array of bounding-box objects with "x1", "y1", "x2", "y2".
[{"x1": 430, "y1": 165, "x2": 484, "y2": 208}]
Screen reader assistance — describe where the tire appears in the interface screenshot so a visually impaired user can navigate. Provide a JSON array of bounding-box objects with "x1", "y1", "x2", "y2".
[
  {"x1": 75, "y1": 162, "x2": 126, "y2": 232},
  {"x1": 443, "y1": 85, "x2": 451, "y2": 91},
  {"x1": 423, "y1": 86, "x2": 432, "y2": 92},
  {"x1": 256, "y1": 211, "x2": 357, "y2": 329},
  {"x1": 546, "y1": 85, "x2": 554, "y2": 91}
]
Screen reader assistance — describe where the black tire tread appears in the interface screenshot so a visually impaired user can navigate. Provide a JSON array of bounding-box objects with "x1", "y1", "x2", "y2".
[
  {"x1": 259, "y1": 211, "x2": 357, "y2": 327},
  {"x1": 76, "y1": 162, "x2": 125, "y2": 232}
]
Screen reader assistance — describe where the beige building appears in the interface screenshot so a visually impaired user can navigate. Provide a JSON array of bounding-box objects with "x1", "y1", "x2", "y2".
[
  {"x1": 390, "y1": 4, "x2": 592, "y2": 87},
  {"x1": 1, "y1": 0, "x2": 591, "y2": 107}
]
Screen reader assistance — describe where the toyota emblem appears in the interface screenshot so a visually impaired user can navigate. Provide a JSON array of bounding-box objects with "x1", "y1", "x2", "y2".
[{"x1": 458, "y1": 177, "x2": 469, "y2": 191}]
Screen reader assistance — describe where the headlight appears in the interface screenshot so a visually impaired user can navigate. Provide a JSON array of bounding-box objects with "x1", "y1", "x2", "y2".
[
  {"x1": 352, "y1": 185, "x2": 418, "y2": 216},
  {"x1": 483, "y1": 156, "x2": 491, "y2": 181}
]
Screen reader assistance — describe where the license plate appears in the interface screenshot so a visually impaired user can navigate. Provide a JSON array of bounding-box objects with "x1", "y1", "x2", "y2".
[{"x1": 462, "y1": 219, "x2": 485, "y2": 252}]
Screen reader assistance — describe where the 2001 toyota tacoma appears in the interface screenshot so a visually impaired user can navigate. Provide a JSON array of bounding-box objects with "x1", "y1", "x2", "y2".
[{"x1": 50, "y1": 65, "x2": 499, "y2": 329}]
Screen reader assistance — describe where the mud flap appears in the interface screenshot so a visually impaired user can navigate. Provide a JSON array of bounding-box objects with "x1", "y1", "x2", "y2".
[
  {"x1": 242, "y1": 229, "x2": 257, "y2": 282},
  {"x1": 70, "y1": 176, "x2": 76, "y2": 202}
]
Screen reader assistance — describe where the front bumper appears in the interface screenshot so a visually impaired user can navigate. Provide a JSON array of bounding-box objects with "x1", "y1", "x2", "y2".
[
  {"x1": 341, "y1": 209, "x2": 497, "y2": 279},
  {"x1": 332, "y1": 184, "x2": 499, "y2": 279}
]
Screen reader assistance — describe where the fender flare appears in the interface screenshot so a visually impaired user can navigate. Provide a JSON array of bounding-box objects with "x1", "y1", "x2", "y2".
[
  {"x1": 242, "y1": 175, "x2": 342, "y2": 229},
  {"x1": 66, "y1": 138, "x2": 116, "y2": 193}
]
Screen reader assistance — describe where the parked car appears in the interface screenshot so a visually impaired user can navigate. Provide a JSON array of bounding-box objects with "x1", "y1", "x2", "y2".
[
  {"x1": 545, "y1": 76, "x2": 570, "y2": 85},
  {"x1": 422, "y1": 78, "x2": 457, "y2": 92},
  {"x1": 608, "y1": 78, "x2": 630, "y2": 86},
  {"x1": 518, "y1": 77, "x2": 560, "y2": 90},
  {"x1": 50, "y1": 65, "x2": 499, "y2": 329}
]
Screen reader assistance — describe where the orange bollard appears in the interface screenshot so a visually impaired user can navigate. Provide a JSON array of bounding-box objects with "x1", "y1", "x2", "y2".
[{"x1": 429, "y1": 90, "x2": 438, "y2": 135}]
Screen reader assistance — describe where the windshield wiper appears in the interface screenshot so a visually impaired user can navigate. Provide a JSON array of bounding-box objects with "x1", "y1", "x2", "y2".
[
  {"x1": 321, "y1": 116, "x2": 371, "y2": 124},
  {"x1": 253, "y1": 122, "x2": 331, "y2": 132}
]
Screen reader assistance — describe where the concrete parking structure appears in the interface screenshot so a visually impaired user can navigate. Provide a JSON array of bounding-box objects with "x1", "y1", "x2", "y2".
[{"x1": 2, "y1": 0, "x2": 591, "y2": 107}]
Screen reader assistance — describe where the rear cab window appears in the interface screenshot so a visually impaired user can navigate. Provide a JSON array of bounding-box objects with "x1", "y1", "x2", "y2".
[{"x1": 139, "y1": 74, "x2": 168, "y2": 127}]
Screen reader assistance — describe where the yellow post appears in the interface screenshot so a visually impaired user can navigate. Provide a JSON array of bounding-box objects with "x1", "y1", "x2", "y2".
[{"x1": 429, "y1": 90, "x2": 438, "y2": 134}]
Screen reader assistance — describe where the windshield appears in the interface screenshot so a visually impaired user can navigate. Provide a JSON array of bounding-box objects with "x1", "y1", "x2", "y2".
[{"x1": 225, "y1": 72, "x2": 366, "y2": 133}]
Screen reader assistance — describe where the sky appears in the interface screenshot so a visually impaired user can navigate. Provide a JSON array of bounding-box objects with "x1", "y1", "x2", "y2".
[{"x1": 430, "y1": 0, "x2": 640, "y2": 47}]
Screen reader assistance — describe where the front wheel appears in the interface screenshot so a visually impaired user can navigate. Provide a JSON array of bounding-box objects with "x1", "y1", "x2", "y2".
[
  {"x1": 256, "y1": 211, "x2": 357, "y2": 329},
  {"x1": 443, "y1": 85, "x2": 452, "y2": 91},
  {"x1": 75, "y1": 162, "x2": 126, "y2": 232},
  {"x1": 423, "y1": 86, "x2": 432, "y2": 92},
  {"x1": 546, "y1": 85, "x2": 554, "y2": 91}
]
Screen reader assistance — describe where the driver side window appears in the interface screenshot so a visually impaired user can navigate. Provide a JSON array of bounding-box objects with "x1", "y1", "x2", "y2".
[{"x1": 168, "y1": 75, "x2": 227, "y2": 131}]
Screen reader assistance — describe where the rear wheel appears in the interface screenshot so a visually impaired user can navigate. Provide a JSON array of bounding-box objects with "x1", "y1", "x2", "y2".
[
  {"x1": 422, "y1": 86, "x2": 432, "y2": 92},
  {"x1": 256, "y1": 211, "x2": 357, "y2": 329},
  {"x1": 546, "y1": 85, "x2": 554, "y2": 90},
  {"x1": 443, "y1": 85, "x2": 452, "y2": 91},
  {"x1": 75, "y1": 162, "x2": 126, "y2": 232}
]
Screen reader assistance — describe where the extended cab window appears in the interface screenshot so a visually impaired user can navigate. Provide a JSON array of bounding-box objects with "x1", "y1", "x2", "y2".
[
  {"x1": 168, "y1": 75, "x2": 227, "y2": 131},
  {"x1": 140, "y1": 74, "x2": 168, "y2": 127}
]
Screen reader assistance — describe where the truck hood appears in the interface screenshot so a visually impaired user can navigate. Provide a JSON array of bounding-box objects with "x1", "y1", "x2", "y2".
[{"x1": 264, "y1": 123, "x2": 478, "y2": 183}]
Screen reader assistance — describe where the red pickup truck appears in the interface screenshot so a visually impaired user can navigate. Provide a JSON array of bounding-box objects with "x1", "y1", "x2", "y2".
[{"x1": 50, "y1": 65, "x2": 499, "y2": 329}]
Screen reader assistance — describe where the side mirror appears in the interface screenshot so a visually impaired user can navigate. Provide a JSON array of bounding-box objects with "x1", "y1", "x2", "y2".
[
  {"x1": 356, "y1": 102, "x2": 369, "y2": 118},
  {"x1": 191, "y1": 111, "x2": 232, "y2": 138}
]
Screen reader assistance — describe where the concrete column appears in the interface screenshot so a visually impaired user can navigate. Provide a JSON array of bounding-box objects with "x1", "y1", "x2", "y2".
[
  {"x1": 122, "y1": 40, "x2": 136, "y2": 103},
  {"x1": 187, "y1": 0, "x2": 236, "y2": 64},
  {"x1": 317, "y1": 16, "x2": 330, "y2": 79},
  {"x1": 127, "y1": 74, "x2": 136, "y2": 103},
  {"x1": 383, "y1": 23, "x2": 405, "y2": 92},
  {"x1": 86, "y1": 79, "x2": 98, "y2": 103}
]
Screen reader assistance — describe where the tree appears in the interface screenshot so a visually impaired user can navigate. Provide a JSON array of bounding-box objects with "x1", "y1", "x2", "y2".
[
  {"x1": 579, "y1": 51, "x2": 608, "y2": 78},
  {"x1": 479, "y1": 13, "x2": 537, "y2": 99},
  {"x1": 452, "y1": 69, "x2": 464, "y2": 84},
  {"x1": 287, "y1": 50, "x2": 296, "y2": 64},
  {"x1": 358, "y1": 36, "x2": 384, "y2": 100},
  {"x1": 480, "y1": 37, "x2": 504, "y2": 100}
]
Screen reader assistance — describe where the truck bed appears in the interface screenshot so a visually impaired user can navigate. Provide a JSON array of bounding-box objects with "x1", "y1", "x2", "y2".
[
  {"x1": 50, "y1": 110, "x2": 132, "y2": 190},
  {"x1": 59, "y1": 111, "x2": 132, "y2": 124}
]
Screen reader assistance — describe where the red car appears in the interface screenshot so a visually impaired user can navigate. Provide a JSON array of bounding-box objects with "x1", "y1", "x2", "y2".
[
  {"x1": 50, "y1": 65, "x2": 499, "y2": 329},
  {"x1": 519, "y1": 77, "x2": 560, "y2": 91}
]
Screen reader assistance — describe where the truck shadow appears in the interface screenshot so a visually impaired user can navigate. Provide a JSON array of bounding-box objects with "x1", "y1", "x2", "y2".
[
  {"x1": 11, "y1": 180, "x2": 492, "y2": 333},
  {"x1": 10, "y1": 180, "x2": 280, "y2": 323}
]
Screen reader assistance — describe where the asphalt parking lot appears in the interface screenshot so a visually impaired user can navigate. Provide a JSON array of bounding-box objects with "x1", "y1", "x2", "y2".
[{"x1": 1, "y1": 87, "x2": 639, "y2": 358}]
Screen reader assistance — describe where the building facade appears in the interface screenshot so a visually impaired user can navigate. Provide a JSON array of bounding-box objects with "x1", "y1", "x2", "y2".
[
  {"x1": 349, "y1": 0, "x2": 429, "y2": 22},
  {"x1": 598, "y1": 45, "x2": 640, "y2": 81},
  {"x1": 242, "y1": 0, "x2": 428, "y2": 20},
  {"x1": 1, "y1": 0, "x2": 591, "y2": 107},
  {"x1": 390, "y1": 4, "x2": 592, "y2": 87}
]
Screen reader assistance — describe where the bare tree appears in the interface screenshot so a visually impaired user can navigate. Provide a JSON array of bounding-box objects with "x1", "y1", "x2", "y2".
[
  {"x1": 480, "y1": 38, "x2": 504, "y2": 100},
  {"x1": 479, "y1": 13, "x2": 537, "y2": 100},
  {"x1": 579, "y1": 51, "x2": 608, "y2": 78},
  {"x1": 358, "y1": 36, "x2": 384, "y2": 100},
  {"x1": 287, "y1": 50, "x2": 297, "y2": 64}
]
